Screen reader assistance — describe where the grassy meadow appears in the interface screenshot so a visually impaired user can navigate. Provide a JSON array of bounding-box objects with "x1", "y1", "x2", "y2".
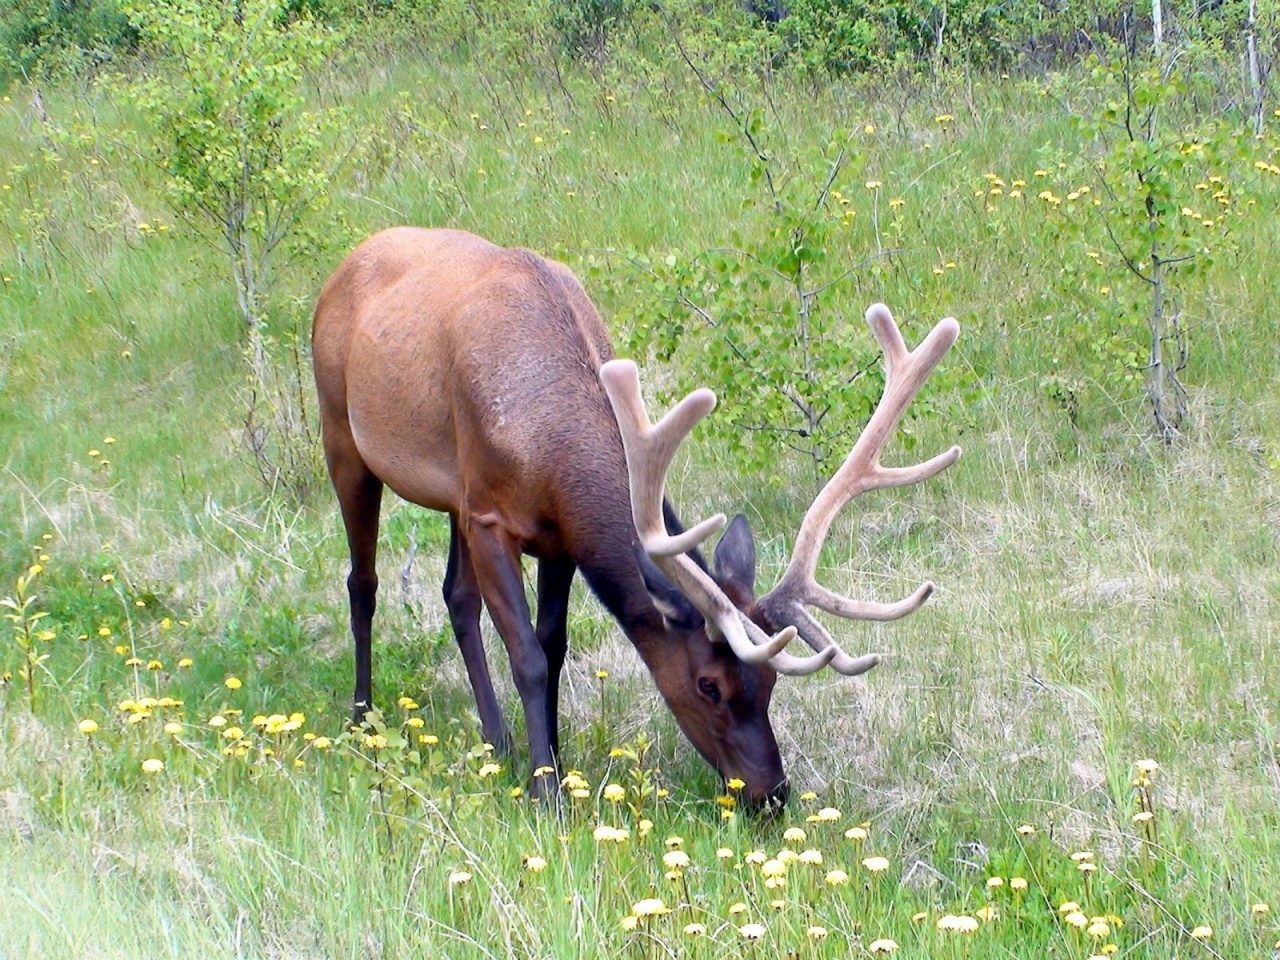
[{"x1": 2, "y1": 23, "x2": 1280, "y2": 960}]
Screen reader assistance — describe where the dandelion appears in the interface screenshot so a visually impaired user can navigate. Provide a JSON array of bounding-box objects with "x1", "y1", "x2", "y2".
[
  {"x1": 178, "y1": 657, "x2": 193, "y2": 668},
  {"x1": 224, "y1": 676, "x2": 242, "y2": 690},
  {"x1": 448, "y1": 871, "x2": 473, "y2": 887},
  {"x1": 1064, "y1": 911, "x2": 1088, "y2": 929},
  {"x1": 663, "y1": 850, "x2": 690, "y2": 870},
  {"x1": 798, "y1": 849, "x2": 823, "y2": 865},
  {"x1": 78, "y1": 719, "x2": 99, "y2": 735},
  {"x1": 593, "y1": 825, "x2": 629, "y2": 843},
  {"x1": 726, "y1": 777, "x2": 746, "y2": 791},
  {"x1": 1088, "y1": 920, "x2": 1111, "y2": 938},
  {"x1": 208, "y1": 715, "x2": 227, "y2": 728},
  {"x1": 163, "y1": 721, "x2": 183, "y2": 736},
  {"x1": 745, "y1": 850, "x2": 767, "y2": 865},
  {"x1": 1010, "y1": 877, "x2": 1028, "y2": 892},
  {"x1": 664, "y1": 836, "x2": 683, "y2": 849},
  {"x1": 935, "y1": 114, "x2": 954, "y2": 124},
  {"x1": 312, "y1": 737, "x2": 331, "y2": 749},
  {"x1": 739, "y1": 923, "x2": 766, "y2": 940},
  {"x1": 728, "y1": 902, "x2": 748, "y2": 915},
  {"x1": 632, "y1": 898, "x2": 669, "y2": 918},
  {"x1": 363, "y1": 733, "x2": 387, "y2": 750},
  {"x1": 862, "y1": 856, "x2": 890, "y2": 873},
  {"x1": 1190, "y1": 925, "x2": 1212, "y2": 940},
  {"x1": 824, "y1": 869, "x2": 849, "y2": 886},
  {"x1": 716, "y1": 848, "x2": 735, "y2": 860},
  {"x1": 807, "y1": 926, "x2": 828, "y2": 940},
  {"x1": 987, "y1": 876, "x2": 1004, "y2": 889},
  {"x1": 977, "y1": 905, "x2": 999, "y2": 922},
  {"x1": 869, "y1": 939, "x2": 899, "y2": 953},
  {"x1": 477, "y1": 762, "x2": 502, "y2": 778},
  {"x1": 865, "y1": 180, "x2": 882, "y2": 190},
  {"x1": 683, "y1": 923, "x2": 706, "y2": 936},
  {"x1": 937, "y1": 915, "x2": 979, "y2": 933},
  {"x1": 845, "y1": 826, "x2": 868, "y2": 841},
  {"x1": 799, "y1": 790, "x2": 818, "y2": 802},
  {"x1": 141, "y1": 758, "x2": 164, "y2": 774},
  {"x1": 782, "y1": 827, "x2": 806, "y2": 843},
  {"x1": 1252, "y1": 902, "x2": 1270, "y2": 915},
  {"x1": 761, "y1": 858, "x2": 787, "y2": 878}
]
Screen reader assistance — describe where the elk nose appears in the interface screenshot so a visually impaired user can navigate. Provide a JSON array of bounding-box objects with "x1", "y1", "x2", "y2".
[{"x1": 742, "y1": 776, "x2": 789, "y2": 814}]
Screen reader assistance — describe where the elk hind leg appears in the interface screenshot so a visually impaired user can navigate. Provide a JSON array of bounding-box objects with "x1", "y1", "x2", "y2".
[{"x1": 326, "y1": 438, "x2": 383, "y2": 726}]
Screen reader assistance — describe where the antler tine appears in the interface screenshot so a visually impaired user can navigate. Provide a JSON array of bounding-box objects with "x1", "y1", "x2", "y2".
[
  {"x1": 757, "y1": 304, "x2": 961, "y2": 674},
  {"x1": 600, "y1": 360, "x2": 834, "y2": 673}
]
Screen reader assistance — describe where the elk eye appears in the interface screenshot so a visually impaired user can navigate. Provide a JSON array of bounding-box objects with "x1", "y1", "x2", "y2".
[{"x1": 696, "y1": 677, "x2": 721, "y2": 704}]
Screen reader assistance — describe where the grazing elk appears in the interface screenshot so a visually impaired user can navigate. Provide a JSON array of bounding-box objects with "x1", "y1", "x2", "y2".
[{"x1": 312, "y1": 227, "x2": 959, "y2": 807}]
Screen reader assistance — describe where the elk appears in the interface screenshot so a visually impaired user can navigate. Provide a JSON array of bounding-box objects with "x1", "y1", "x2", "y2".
[{"x1": 312, "y1": 226, "x2": 959, "y2": 807}]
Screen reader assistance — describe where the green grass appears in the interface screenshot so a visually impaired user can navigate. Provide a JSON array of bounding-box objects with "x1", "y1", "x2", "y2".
[{"x1": 2, "y1": 34, "x2": 1280, "y2": 960}]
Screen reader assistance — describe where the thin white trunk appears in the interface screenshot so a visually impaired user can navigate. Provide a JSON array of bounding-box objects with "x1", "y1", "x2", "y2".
[
  {"x1": 1247, "y1": 0, "x2": 1263, "y2": 135},
  {"x1": 1153, "y1": 0, "x2": 1164, "y2": 48}
]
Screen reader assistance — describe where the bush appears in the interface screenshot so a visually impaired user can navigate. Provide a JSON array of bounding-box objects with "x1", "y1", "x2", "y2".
[{"x1": 0, "y1": 0, "x2": 136, "y2": 84}]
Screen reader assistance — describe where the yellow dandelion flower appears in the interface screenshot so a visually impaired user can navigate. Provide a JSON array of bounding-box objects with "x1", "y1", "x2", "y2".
[
  {"x1": 224, "y1": 676, "x2": 242, "y2": 690},
  {"x1": 682, "y1": 922, "x2": 706, "y2": 936},
  {"x1": 447, "y1": 870, "x2": 473, "y2": 887},
  {"x1": 738, "y1": 923, "x2": 766, "y2": 940},
  {"x1": 1059, "y1": 902, "x2": 1081, "y2": 914},
  {"x1": 807, "y1": 926, "x2": 828, "y2": 940},
  {"x1": 744, "y1": 850, "x2": 767, "y2": 865},
  {"x1": 976, "y1": 905, "x2": 998, "y2": 922},
  {"x1": 728, "y1": 902, "x2": 747, "y2": 915},
  {"x1": 1071, "y1": 851, "x2": 1094, "y2": 862},
  {"x1": 726, "y1": 777, "x2": 746, "y2": 791},
  {"x1": 1252, "y1": 902, "x2": 1270, "y2": 915},
  {"x1": 798, "y1": 849, "x2": 823, "y2": 865},
  {"x1": 603, "y1": 783, "x2": 625, "y2": 802},
  {"x1": 824, "y1": 869, "x2": 849, "y2": 886},
  {"x1": 632, "y1": 898, "x2": 669, "y2": 918},
  {"x1": 987, "y1": 876, "x2": 1004, "y2": 889},
  {"x1": 78, "y1": 718, "x2": 99, "y2": 735},
  {"x1": 1010, "y1": 877, "x2": 1028, "y2": 892},
  {"x1": 782, "y1": 827, "x2": 806, "y2": 843},
  {"x1": 865, "y1": 180, "x2": 882, "y2": 190},
  {"x1": 869, "y1": 939, "x2": 899, "y2": 953},
  {"x1": 663, "y1": 850, "x2": 690, "y2": 870},
  {"x1": 1135, "y1": 758, "x2": 1159, "y2": 773},
  {"x1": 1088, "y1": 921, "x2": 1111, "y2": 938},
  {"x1": 845, "y1": 826, "x2": 868, "y2": 841},
  {"x1": 1065, "y1": 911, "x2": 1088, "y2": 929},
  {"x1": 312, "y1": 736, "x2": 331, "y2": 749},
  {"x1": 163, "y1": 721, "x2": 183, "y2": 735},
  {"x1": 799, "y1": 790, "x2": 817, "y2": 801},
  {"x1": 141, "y1": 758, "x2": 164, "y2": 774},
  {"x1": 477, "y1": 762, "x2": 502, "y2": 778},
  {"x1": 716, "y1": 847, "x2": 735, "y2": 860},
  {"x1": 862, "y1": 856, "x2": 890, "y2": 873},
  {"x1": 1190, "y1": 925, "x2": 1212, "y2": 940},
  {"x1": 761, "y1": 858, "x2": 787, "y2": 878},
  {"x1": 178, "y1": 657, "x2": 193, "y2": 668}
]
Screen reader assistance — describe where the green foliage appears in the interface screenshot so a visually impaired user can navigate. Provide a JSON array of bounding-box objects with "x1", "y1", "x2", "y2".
[
  {"x1": 120, "y1": 0, "x2": 358, "y2": 495},
  {"x1": 0, "y1": 0, "x2": 135, "y2": 84},
  {"x1": 2, "y1": 563, "x2": 53, "y2": 704}
]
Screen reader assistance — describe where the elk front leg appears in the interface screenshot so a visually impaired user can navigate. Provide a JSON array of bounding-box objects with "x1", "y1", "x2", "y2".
[
  {"x1": 443, "y1": 515, "x2": 512, "y2": 755},
  {"x1": 462, "y1": 519, "x2": 558, "y2": 798},
  {"x1": 535, "y1": 554, "x2": 576, "y2": 763}
]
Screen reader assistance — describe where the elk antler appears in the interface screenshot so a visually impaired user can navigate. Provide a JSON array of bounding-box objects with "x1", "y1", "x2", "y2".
[
  {"x1": 599, "y1": 360, "x2": 837, "y2": 676},
  {"x1": 755, "y1": 303, "x2": 961, "y2": 676}
]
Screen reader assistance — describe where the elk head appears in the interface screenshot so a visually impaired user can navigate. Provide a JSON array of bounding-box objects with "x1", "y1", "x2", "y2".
[{"x1": 600, "y1": 303, "x2": 961, "y2": 808}]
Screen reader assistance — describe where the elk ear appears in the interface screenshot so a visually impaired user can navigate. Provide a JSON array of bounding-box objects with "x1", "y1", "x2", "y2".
[
  {"x1": 635, "y1": 542, "x2": 703, "y2": 631},
  {"x1": 713, "y1": 513, "x2": 757, "y2": 595}
]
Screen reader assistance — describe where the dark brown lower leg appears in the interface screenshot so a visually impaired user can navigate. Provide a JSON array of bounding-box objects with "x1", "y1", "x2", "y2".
[{"x1": 444, "y1": 515, "x2": 512, "y2": 753}]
